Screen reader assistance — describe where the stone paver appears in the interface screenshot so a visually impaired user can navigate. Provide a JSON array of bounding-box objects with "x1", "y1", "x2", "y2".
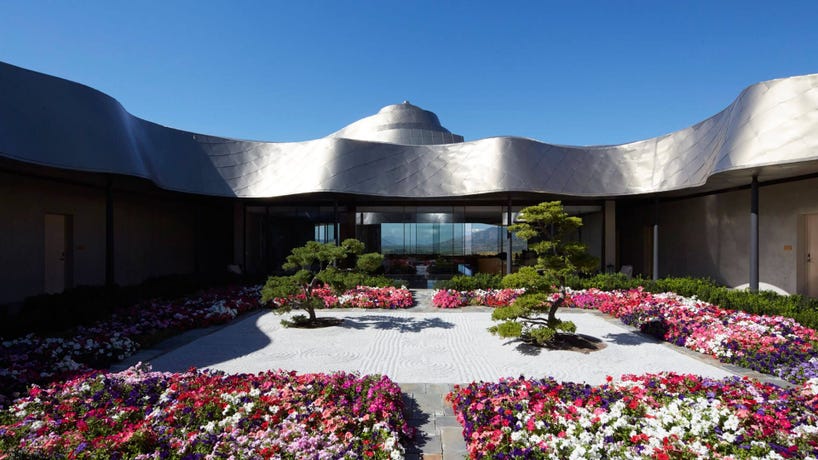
[{"x1": 401, "y1": 382, "x2": 467, "y2": 459}]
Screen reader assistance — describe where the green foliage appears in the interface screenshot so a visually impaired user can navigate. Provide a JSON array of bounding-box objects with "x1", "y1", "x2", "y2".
[
  {"x1": 356, "y1": 252, "x2": 384, "y2": 273},
  {"x1": 281, "y1": 314, "x2": 308, "y2": 328},
  {"x1": 487, "y1": 292, "x2": 573, "y2": 346},
  {"x1": 488, "y1": 320, "x2": 523, "y2": 338},
  {"x1": 491, "y1": 304, "x2": 527, "y2": 321},
  {"x1": 527, "y1": 326, "x2": 556, "y2": 345},
  {"x1": 508, "y1": 292, "x2": 553, "y2": 312},
  {"x1": 554, "y1": 320, "x2": 576, "y2": 333},
  {"x1": 260, "y1": 273, "x2": 302, "y2": 304},
  {"x1": 316, "y1": 267, "x2": 395, "y2": 292},
  {"x1": 509, "y1": 201, "x2": 599, "y2": 280},
  {"x1": 565, "y1": 274, "x2": 818, "y2": 330},
  {"x1": 489, "y1": 201, "x2": 599, "y2": 346},
  {"x1": 341, "y1": 238, "x2": 365, "y2": 256},
  {"x1": 436, "y1": 273, "x2": 504, "y2": 290},
  {"x1": 501, "y1": 267, "x2": 556, "y2": 292},
  {"x1": 282, "y1": 241, "x2": 347, "y2": 272}
]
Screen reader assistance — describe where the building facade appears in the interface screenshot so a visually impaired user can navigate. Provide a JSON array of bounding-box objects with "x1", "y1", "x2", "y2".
[{"x1": 2, "y1": 61, "x2": 818, "y2": 304}]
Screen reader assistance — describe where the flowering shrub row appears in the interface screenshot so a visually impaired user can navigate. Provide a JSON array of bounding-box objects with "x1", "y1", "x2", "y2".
[
  {"x1": 275, "y1": 286, "x2": 414, "y2": 310},
  {"x1": 432, "y1": 288, "x2": 525, "y2": 308},
  {"x1": 0, "y1": 363, "x2": 412, "y2": 459},
  {"x1": 325, "y1": 286, "x2": 414, "y2": 309},
  {"x1": 0, "y1": 285, "x2": 261, "y2": 408},
  {"x1": 568, "y1": 288, "x2": 818, "y2": 385},
  {"x1": 447, "y1": 372, "x2": 818, "y2": 459}
]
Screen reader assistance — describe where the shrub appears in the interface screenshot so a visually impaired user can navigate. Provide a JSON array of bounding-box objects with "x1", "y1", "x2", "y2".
[
  {"x1": 436, "y1": 273, "x2": 503, "y2": 291},
  {"x1": 501, "y1": 266, "x2": 556, "y2": 292},
  {"x1": 489, "y1": 292, "x2": 576, "y2": 345},
  {"x1": 316, "y1": 267, "x2": 396, "y2": 293}
]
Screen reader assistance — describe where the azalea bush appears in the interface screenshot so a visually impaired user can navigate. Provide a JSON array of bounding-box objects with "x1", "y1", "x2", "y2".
[
  {"x1": 0, "y1": 285, "x2": 261, "y2": 408},
  {"x1": 0, "y1": 363, "x2": 413, "y2": 459},
  {"x1": 271, "y1": 286, "x2": 414, "y2": 310},
  {"x1": 432, "y1": 288, "x2": 525, "y2": 308},
  {"x1": 566, "y1": 273, "x2": 818, "y2": 330},
  {"x1": 446, "y1": 372, "x2": 818, "y2": 459},
  {"x1": 335, "y1": 286, "x2": 414, "y2": 309},
  {"x1": 568, "y1": 288, "x2": 818, "y2": 385}
]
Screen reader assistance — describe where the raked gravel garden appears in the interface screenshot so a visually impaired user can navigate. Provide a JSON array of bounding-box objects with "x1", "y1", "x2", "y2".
[{"x1": 1, "y1": 283, "x2": 818, "y2": 458}]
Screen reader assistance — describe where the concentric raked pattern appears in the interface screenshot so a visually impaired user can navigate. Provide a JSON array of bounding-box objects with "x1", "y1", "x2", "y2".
[{"x1": 2, "y1": 61, "x2": 817, "y2": 198}]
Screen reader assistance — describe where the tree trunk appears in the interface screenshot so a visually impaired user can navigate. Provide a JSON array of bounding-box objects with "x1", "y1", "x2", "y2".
[
  {"x1": 548, "y1": 276, "x2": 567, "y2": 324},
  {"x1": 305, "y1": 277, "x2": 319, "y2": 323},
  {"x1": 548, "y1": 296, "x2": 562, "y2": 324}
]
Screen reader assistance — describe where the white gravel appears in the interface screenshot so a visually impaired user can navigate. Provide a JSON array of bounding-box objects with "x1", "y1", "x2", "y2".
[{"x1": 145, "y1": 309, "x2": 737, "y2": 385}]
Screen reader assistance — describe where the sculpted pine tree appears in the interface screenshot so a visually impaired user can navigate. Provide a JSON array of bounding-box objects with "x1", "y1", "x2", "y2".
[
  {"x1": 260, "y1": 238, "x2": 382, "y2": 327},
  {"x1": 489, "y1": 201, "x2": 598, "y2": 345}
]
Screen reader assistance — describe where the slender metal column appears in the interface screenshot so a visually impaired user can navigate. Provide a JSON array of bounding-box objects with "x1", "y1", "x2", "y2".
[
  {"x1": 105, "y1": 177, "x2": 114, "y2": 288},
  {"x1": 653, "y1": 199, "x2": 659, "y2": 280},
  {"x1": 750, "y1": 176, "x2": 759, "y2": 292},
  {"x1": 506, "y1": 198, "x2": 513, "y2": 275}
]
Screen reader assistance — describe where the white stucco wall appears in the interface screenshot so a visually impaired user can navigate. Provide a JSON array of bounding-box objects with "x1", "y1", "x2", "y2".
[{"x1": 656, "y1": 177, "x2": 818, "y2": 295}]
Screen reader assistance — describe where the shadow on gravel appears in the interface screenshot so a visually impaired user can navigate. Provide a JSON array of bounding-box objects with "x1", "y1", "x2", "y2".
[
  {"x1": 603, "y1": 331, "x2": 662, "y2": 346},
  {"x1": 507, "y1": 333, "x2": 607, "y2": 356},
  {"x1": 337, "y1": 315, "x2": 455, "y2": 333},
  {"x1": 400, "y1": 393, "x2": 433, "y2": 456}
]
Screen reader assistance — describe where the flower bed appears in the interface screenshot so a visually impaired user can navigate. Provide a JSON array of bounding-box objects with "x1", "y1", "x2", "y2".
[
  {"x1": 568, "y1": 288, "x2": 818, "y2": 385},
  {"x1": 328, "y1": 286, "x2": 414, "y2": 309},
  {"x1": 277, "y1": 286, "x2": 414, "y2": 310},
  {"x1": 0, "y1": 285, "x2": 262, "y2": 408},
  {"x1": 432, "y1": 288, "x2": 525, "y2": 308},
  {"x1": 0, "y1": 363, "x2": 412, "y2": 459},
  {"x1": 446, "y1": 373, "x2": 818, "y2": 459}
]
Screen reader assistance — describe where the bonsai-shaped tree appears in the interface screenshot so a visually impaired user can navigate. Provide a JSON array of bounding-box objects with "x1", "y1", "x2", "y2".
[
  {"x1": 489, "y1": 201, "x2": 598, "y2": 345},
  {"x1": 260, "y1": 238, "x2": 383, "y2": 327}
]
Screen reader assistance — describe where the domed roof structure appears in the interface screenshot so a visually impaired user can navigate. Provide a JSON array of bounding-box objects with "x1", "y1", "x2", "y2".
[{"x1": 329, "y1": 101, "x2": 464, "y2": 145}]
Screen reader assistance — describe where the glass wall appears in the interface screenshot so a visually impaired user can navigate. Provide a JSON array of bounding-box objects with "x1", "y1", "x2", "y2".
[
  {"x1": 355, "y1": 206, "x2": 528, "y2": 277},
  {"x1": 242, "y1": 203, "x2": 603, "y2": 280}
]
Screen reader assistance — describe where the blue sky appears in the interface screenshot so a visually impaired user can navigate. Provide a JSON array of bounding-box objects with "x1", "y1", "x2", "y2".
[{"x1": 3, "y1": 1, "x2": 817, "y2": 145}]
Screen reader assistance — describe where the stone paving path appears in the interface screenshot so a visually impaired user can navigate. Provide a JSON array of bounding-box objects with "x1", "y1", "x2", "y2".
[{"x1": 401, "y1": 383, "x2": 467, "y2": 459}]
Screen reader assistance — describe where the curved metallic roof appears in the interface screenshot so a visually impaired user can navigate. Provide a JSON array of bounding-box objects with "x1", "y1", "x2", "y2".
[{"x1": 1, "y1": 61, "x2": 817, "y2": 199}]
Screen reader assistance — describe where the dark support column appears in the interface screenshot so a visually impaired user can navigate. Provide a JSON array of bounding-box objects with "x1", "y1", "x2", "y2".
[
  {"x1": 604, "y1": 200, "x2": 616, "y2": 272},
  {"x1": 242, "y1": 202, "x2": 247, "y2": 274},
  {"x1": 265, "y1": 206, "x2": 271, "y2": 273},
  {"x1": 334, "y1": 200, "x2": 339, "y2": 244},
  {"x1": 750, "y1": 176, "x2": 759, "y2": 292},
  {"x1": 653, "y1": 199, "x2": 659, "y2": 280},
  {"x1": 105, "y1": 177, "x2": 114, "y2": 288},
  {"x1": 506, "y1": 198, "x2": 513, "y2": 275},
  {"x1": 193, "y1": 202, "x2": 201, "y2": 274}
]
